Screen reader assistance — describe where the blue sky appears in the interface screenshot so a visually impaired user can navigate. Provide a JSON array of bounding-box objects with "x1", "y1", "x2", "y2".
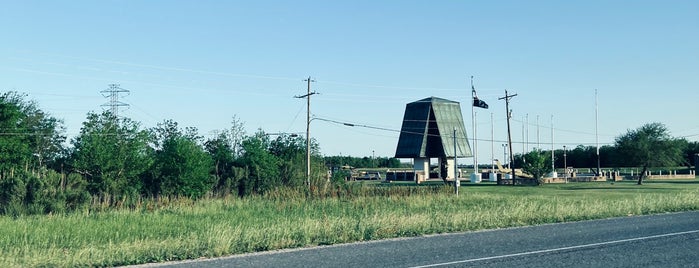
[{"x1": 1, "y1": 1, "x2": 697, "y2": 163}]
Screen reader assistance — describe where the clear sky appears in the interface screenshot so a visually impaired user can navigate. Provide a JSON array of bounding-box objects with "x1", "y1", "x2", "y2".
[{"x1": 1, "y1": 1, "x2": 697, "y2": 163}]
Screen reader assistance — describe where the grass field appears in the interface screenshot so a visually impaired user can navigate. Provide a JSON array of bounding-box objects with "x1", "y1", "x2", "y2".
[{"x1": 1, "y1": 180, "x2": 699, "y2": 267}]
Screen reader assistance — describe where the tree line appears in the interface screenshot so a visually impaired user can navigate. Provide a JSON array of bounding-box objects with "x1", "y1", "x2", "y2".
[
  {"x1": 323, "y1": 155, "x2": 403, "y2": 170},
  {"x1": 509, "y1": 122, "x2": 698, "y2": 184},
  {"x1": 0, "y1": 92, "x2": 407, "y2": 215}
]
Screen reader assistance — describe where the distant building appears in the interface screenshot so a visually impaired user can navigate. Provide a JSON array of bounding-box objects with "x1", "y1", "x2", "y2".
[{"x1": 394, "y1": 97, "x2": 471, "y2": 182}]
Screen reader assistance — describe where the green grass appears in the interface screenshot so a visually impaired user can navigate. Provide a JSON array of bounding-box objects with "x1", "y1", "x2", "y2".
[{"x1": 2, "y1": 180, "x2": 699, "y2": 267}]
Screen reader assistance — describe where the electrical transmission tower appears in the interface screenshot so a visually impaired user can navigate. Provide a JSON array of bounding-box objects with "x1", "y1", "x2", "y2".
[{"x1": 100, "y1": 84, "x2": 130, "y2": 117}]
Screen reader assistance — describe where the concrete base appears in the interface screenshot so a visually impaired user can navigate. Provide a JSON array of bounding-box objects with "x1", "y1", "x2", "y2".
[
  {"x1": 470, "y1": 173, "x2": 482, "y2": 183},
  {"x1": 489, "y1": 173, "x2": 498, "y2": 182}
]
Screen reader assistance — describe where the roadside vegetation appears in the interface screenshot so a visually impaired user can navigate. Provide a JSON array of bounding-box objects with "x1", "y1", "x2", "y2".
[{"x1": 1, "y1": 181, "x2": 699, "y2": 267}]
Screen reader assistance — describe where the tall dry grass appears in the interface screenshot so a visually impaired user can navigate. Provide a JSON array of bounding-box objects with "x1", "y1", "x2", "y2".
[{"x1": 1, "y1": 181, "x2": 698, "y2": 267}]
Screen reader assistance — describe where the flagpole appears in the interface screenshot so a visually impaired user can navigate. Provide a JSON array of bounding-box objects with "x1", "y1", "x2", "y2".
[
  {"x1": 469, "y1": 76, "x2": 489, "y2": 183},
  {"x1": 454, "y1": 127, "x2": 459, "y2": 195},
  {"x1": 522, "y1": 115, "x2": 525, "y2": 164},
  {"x1": 491, "y1": 112, "x2": 494, "y2": 174},
  {"x1": 595, "y1": 89, "x2": 600, "y2": 176},
  {"x1": 471, "y1": 76, "x2": 477, "y2": 177},
  {"x1": 536, "y1": 114, "x2": 541, "y2": 152},
  {"x1": 526, "y1": 114, "x2": 529, "y2": 153},
  {"x1": 551, "y1": 114, "x2": 555, "y2": 177}
]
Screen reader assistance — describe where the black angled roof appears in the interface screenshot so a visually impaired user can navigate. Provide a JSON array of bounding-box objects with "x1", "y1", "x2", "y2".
[{"x1": 395, "y1": 97, "x2": 472, "y2": 158}]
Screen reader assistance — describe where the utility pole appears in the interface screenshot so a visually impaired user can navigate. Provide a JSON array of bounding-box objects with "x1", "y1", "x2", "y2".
[
  {"x1": 499, "y1": 90, "x2": 517, "y2": 186},
  {"x1": 100, "y1": 84, "x2": 129, "y2": 117},
  {"x1": 295, "y1": 76, "x2": 318, "y2": 192}
]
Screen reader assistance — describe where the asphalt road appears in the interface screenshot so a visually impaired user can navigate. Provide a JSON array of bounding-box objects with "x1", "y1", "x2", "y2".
[{"x1": 139, "y1": 211, "x2": 699, "y2": 268}]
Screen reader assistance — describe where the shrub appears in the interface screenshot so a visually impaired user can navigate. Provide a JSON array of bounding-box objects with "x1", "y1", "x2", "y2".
[{"x1": 0, "y1": 169, "x2": 90, "y2": 215}]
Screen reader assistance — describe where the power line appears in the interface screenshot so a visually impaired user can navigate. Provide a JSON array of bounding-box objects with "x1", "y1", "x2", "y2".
[
  {"x1": 314, "y1": 117, "x2": 399, "y2": 133},
  {"x1": 13, "y1": 53, "x2": 505, "y2": 93},
  {"x1": 312, "y1": 116, "x2": 614, "y2": 146},
  {"x1": 681, "y1": 133, "x2": 699, "y2": 138},
  {"x1": 511, "y1": 118, "x2": 615, "y2": 137}
]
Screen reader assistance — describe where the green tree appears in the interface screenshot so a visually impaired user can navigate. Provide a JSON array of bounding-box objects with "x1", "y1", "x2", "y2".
[
  {"x1": 269, "y1": 134, "x2": 306, "y2": 188},
  {"x1": 323, "y1": 155, "x2": 403, "y2": 169},
  {"x1": 330, "y1": 168, "x2": 351, "y2": 184},
  {"x1": 205, "y1": 133, "x2": 237, "y2": 195},
  {"x1": 236, "y1": 132, "x2": 280, "y2": 195},
  {"x1": 521, "y1": 150, "x2": 552, "y2": 184},
  {"x1": 0, "y1": 95, "x2": 30, "y2": 172},
  {"x1": 227, "y1": 115, "x2": 246, "y2": 157},
  {"x1": 205, "y1": 117, "x2": 247, "y2": 197},
  {"x1": 149, "y1": 120, "x2": 213, "y2": 198},
  {"x1": 0, "y1": 92, "x2": 65, "y2": 172},
  {"x1": 567, "y1": 145, "x2": 596, "y2": 170},
  {"x1": 615, "y1": 122, "x2": 684, "y2": 185},
  {"x1": 70, "y1": 112, "x2": 152, "y2": 198},
  {"x1": 682, "y1": 140, "x2": 699, "y2": 168}
]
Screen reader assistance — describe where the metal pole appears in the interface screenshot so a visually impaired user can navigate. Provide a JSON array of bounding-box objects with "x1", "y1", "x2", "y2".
[
  {"x1": 525, "y1": 114, "x2": 529, "y2": 153},
  {"x1": 551, "y1": 115, "x2": 555, "y2": 176},
  {"x1": 522, "y1": 116, "x2": 525, "y2": 160},
  {"x1": 475, "y1": 111, "x2": 478, "y2": 174},
  {"x1": 595, "y1": 89, "x2": 601, "y2": 177},
  {"x1": 536, "y1": 114, "x2": 541, "y2": 152},
  {"x1": 491, "y1": 112, "x2": 495, "y2": 173},
  {"x1": 563, "y1": 145, "x2": 567, "y2": 182},
  {"x1": 502, "y1": 144, "x2": 508, "y2": 169},
  {"x1": 470, "y1": 75, "x2": 477, "y2": 179},
  {"x1": 454, "y1": 128, "x2": 459, "y2": 195}
]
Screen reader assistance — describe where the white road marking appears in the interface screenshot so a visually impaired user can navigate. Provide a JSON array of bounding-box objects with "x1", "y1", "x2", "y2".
[{"x1": 409, "y1": 229, "x2": 699, "y2": 268}]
